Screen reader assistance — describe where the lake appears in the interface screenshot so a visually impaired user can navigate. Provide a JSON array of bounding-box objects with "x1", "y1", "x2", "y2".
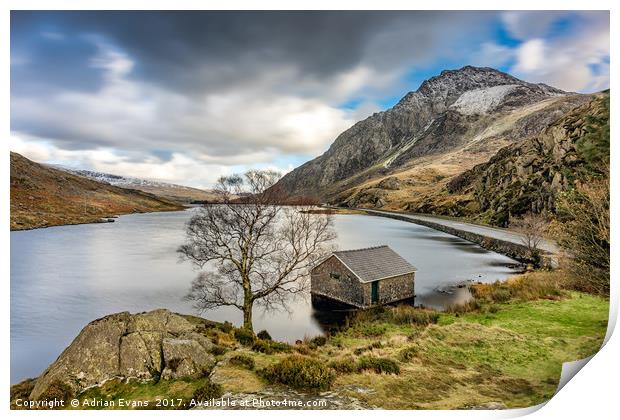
[{"x1": 10, "y1": 208, "x2": 520, "y2": 383}]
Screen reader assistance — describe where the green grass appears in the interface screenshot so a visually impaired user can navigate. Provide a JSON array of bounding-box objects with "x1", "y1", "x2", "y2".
[
  {"x1": 21, "y1": 280, "x2": 608, "y2": 410},
  {"x1": 332, "y1": 292, "x2": 608, "y2": 409},
  {"x1": 75, "y1": 377, "x2": 214, "y2": 410}
]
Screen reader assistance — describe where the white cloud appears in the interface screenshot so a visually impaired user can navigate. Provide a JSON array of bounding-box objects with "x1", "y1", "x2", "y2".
[
  {"x1": 10, "y1": 132, "x2": 234, "y2": 189},
  {"x1": 514, "y1": 39, "x2": 545, "y2": 72},
  {"x1": 10, "y1": 133, "x2": 52, "y2": 162},
  {"x1": 11, "y1": 11, "x2": 609, "y2": 189},
  {"x1": 501, "y1": 11, "x2": 566, "y2": 41},
  {"x1": 11, "y1": 42, "x2": 357, "y2": 183},
  {"x1": 503, "y1": 12, "x2": 609, "y2": 92},
  {"x1": 11, "y1": 41, "x2": 372, "y2": 188},
  {"x1": 348, "y1": 100, "x2": 382, "y2": 122},
  {"x1": 471, "y1": 42, "x2": 514, "y2": 68},
  {"x1": 40, "y1": 31, "x2": 65, "y2": 41}
]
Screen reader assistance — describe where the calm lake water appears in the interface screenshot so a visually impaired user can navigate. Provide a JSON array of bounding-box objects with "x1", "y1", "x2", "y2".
[{"x1": 10, "y1": 208, "x2": 520, "y2": 383}]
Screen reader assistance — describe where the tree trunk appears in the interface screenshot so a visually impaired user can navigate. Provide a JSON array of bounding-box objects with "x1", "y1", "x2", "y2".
[
  {"x1": 241, "y1": 271, "x2": 254, "y2": 332},
  {"x1": 242, "y1": 300, "x2": 253, "y2": 332}
]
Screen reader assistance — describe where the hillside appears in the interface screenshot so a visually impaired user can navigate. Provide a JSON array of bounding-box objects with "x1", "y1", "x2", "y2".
[
  {"x1": 444, "y1": 93, "x2": 610, "y2": 226},
  {"x1": 271, "y1": 66, "x2": 593, "y2": 221},
  {"x1": 55, "y1": 168, "x2": 221, "y2": 204},
  {"x1": 10, "y1": 152, "x2": 184, "y2": 230}
]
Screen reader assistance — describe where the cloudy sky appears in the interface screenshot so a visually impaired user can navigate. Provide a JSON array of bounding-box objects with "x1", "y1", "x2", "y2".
[{"x1": 10, "y1": 11, "x2": 609, "y2": 188}]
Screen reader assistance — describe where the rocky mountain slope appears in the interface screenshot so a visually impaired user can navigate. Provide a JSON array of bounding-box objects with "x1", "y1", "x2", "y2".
[
  {"x1": 55, "y1": 167, "x2": 221, "y2": 204},
  {"x1": 445, "y1": 93, "x2": 609, "y2": 226},
  {"x1": 271, "y1": 66, "x2": 593, "y2": 217},
  {"x1": 10, "y1": 152, "x2": 184, "y2": 230}
]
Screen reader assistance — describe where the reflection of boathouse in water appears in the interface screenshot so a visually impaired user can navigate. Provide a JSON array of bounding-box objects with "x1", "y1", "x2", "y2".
[{"x1": 310, "y1": 245, "x2": 417, "y2": 308}]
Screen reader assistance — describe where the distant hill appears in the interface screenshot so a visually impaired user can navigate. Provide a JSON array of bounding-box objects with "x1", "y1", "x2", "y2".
[
  {"x1": 54, "y1": 167, "x2": 222, "y2": 204},
  {"x1": 10, "y1": 152, "x2": 185, "y2": 230}
]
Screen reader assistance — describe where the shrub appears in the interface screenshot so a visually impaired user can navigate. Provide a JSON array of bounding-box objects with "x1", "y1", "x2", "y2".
[
  {"x1": 218, "y1": 321, "x2": 234, "y2": 333},
  {"x1": 229, "y1": 354, "x2": 255, "y2": 370},
  {"x1": 38, "y1": 380, "x2": 74, "y2": 403},
  {"x1": 357, "y1": 356, "x2": 400, "y2": 375},
  {"x1": 328, "y1": 357, "x2": 357, "y2": 374},
  {"x1": 390, "y1": 306, "x2": 439, "y2": 326},
  {"x1": 471, "y1": 272, "x2": 565, "y2": 304},
  {"x1": 210, "y1": 344, "x2": 228, "y2": 356},
  {"x1": 252, "y1": 339, "x2": 292, "y2": 354},
  {"x1": 353, "y1": 323, "x2": 388, "y2": 337},
  {"x1": 256, "y1": 330, "x2": 272, "y2": 341},
  {"x1": 399, "y1": 346, "x2": 419, "y2": 362},
  {"x1": 349, "y1": 305, "x2": 438, "y2": 327},
  {"x1": 260, "y1": 355, "x2": 335, "y2": 391},
  {"x1": 10, "y1": 379, "x2": 36, "y2": 409},
  {"x1": 554, "y1": 177, "x2": 609, "y2": 296},
  {"x1": 446, "y1": 299, "x2": 482, "y2": 314},
  {"x1": 347, "y1": 306, "x2": 387, "y2": 325},
  {"x1": 309, "y1": 335, "x2": 327, "y2": 347},
  {"x1": 295, "y1": 345, "x2": 314, "y2": 355},
  {"x1": 447, "y1": 271, "x2": 568, "y2": 315},
  {"x1": 490, "y1": 286, "x2": 512, "y2": 302},
  {"x1": 270, "y1": 341, "x2": 293, "y2": 352},
  {"x1": 234, "y1": 328, "x2": 255, "y2": 346},
  {"x1": 192, "y1": 379, "x2": 223, "y2": 401}
]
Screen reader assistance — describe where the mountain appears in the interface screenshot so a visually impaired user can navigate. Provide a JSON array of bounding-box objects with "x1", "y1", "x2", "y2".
[
  {"x1": 54, "y1": 167, "x2": 221, "y2": 204},
  {"x1": 271, "y1": 66, "x2": 593, "y2": 217},
  {"x1": 445, "y1": 92, "x2": 609, "y2": 226},
  {"x1": 10, "y1": 152, "x2": 184, "y2": 230}
]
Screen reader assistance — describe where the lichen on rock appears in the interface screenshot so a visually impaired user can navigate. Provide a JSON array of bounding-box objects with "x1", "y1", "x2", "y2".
[{"x1": 29, "y1": 309, "x2": 217, "y2": 399}]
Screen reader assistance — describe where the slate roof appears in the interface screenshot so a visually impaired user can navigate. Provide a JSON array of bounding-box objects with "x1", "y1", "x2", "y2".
[{"x1": 332, "y1": 245, "x2": 417, "y2": 283}]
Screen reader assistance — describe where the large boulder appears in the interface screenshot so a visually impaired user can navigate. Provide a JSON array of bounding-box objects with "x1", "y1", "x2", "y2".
[{"x1": 29, "y1": 309, "x2": 216, "y2": 399}]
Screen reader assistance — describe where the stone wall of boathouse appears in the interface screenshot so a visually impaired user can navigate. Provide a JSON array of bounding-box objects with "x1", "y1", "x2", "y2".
[
  {"x1": 311, "y1": 256, "x2": 365, "y2": 307},
  {"x1": 311, "y1": 256, "x2": 416, "y2": 308},
  {"x1": 370, "y1": 272, "x2": 415, "y2": 305}
]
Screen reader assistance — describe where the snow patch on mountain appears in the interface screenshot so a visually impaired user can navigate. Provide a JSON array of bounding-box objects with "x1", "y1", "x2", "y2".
[
  {"x1": 450, "y1": 85, "x2": 520, "y2": 115},
  {"x1": 53, "y1": 167, "x2": 197, "y2": 190}
]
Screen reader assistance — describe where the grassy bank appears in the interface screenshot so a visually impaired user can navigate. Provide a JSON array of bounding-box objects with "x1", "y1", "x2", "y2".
[{"x1": 13, "y1": 271, "x2": 609, "y2": 410}]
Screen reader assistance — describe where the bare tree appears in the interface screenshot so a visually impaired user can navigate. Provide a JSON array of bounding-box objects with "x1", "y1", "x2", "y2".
[
  {"x1": 511, "y1": 212, "x2": 549, "y2": 266},
  {"x1": 554, "y1": 177, "x2": 609, "y2": 295},
  {"x1": 178, "y1": 170, "x2": 336, "y2": 332}
]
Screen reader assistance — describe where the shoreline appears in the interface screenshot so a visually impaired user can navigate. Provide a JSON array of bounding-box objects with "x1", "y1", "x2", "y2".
[
  {"x1": 10, "y1": 206, "x2": 189, "y2": 232},
  {"x1": 10, "y1": 272, "x2": 609, "y2": 409}
]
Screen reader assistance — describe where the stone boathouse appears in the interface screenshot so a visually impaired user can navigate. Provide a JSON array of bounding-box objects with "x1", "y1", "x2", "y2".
[{"x1": 310, "y1": 245, "x2": 417, "y2": 308}]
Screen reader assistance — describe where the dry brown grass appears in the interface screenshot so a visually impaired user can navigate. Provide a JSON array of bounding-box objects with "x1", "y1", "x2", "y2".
[{"x1": 446, "y1": 270, "x2": 568, "y2": 314}]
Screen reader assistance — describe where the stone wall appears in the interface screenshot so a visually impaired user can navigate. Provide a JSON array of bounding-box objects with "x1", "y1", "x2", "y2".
[
  {"x1": 375, "y1": 273, "x2": 415, "y2": 304},
  {"x1": 311, "y1": 256, "x2": 365, "y2": 307},
  {"x1": 311, "y1": 256, "x2": 415, "y2": 307},
  {"x1": 360, "y1": 211, "x2": 555, "y2": 267}
]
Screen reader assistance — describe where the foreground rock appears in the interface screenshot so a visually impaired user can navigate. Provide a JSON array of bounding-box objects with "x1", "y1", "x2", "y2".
[{"x1": 29, "y1": 309, "x2": 217, "y2": 399}]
